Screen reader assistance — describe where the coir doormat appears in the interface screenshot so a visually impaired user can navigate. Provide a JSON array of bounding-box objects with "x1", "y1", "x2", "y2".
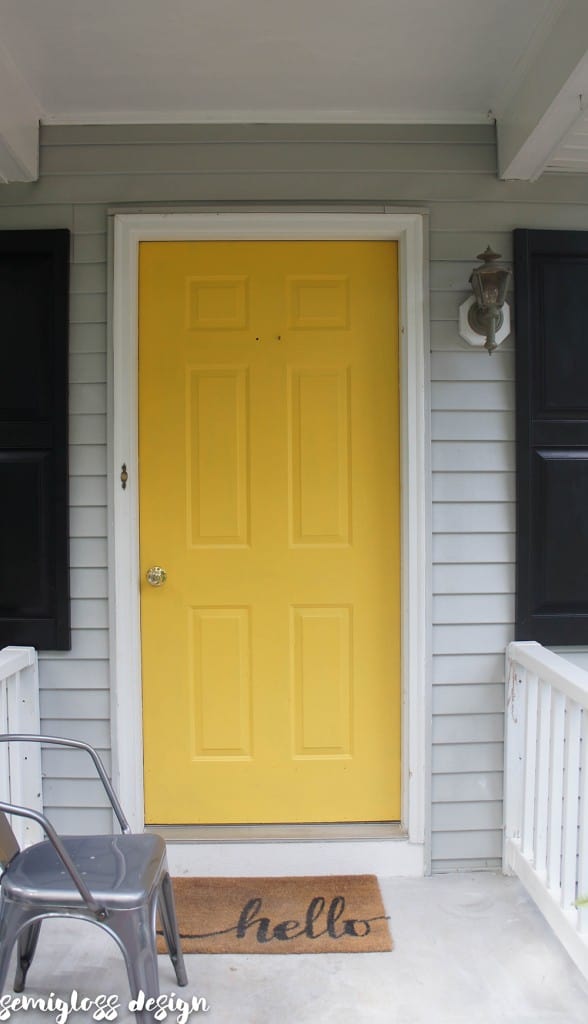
[{"x1": 158, "y1": 875, "x2": 393, "y2": 954}]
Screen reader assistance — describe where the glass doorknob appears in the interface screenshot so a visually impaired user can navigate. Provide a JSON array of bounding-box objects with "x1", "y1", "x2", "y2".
[{"x1": 146, "y1": 566, "x2": 167, "y2": 587}]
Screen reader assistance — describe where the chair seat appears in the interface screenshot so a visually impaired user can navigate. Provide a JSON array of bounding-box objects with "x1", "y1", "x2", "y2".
[{"x1": 2, "y1": 833, "x2": 167, "y2": 910}]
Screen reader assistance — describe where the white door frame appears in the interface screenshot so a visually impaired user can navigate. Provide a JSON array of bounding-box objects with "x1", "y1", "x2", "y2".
[{"x1": 109, "y1": 211, "x2": 431, "y2": 875}]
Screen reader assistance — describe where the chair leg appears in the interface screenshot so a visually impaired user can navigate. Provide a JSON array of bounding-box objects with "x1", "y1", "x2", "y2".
[
  {"x1": 0, "y1": 901, "x2": 35, "y2": 996},
  {"x1": 158, "y1": 873, "x2": 188, "y2": 986},
  {"x1": 13, "y1": 920, "x2": 42, "y2": 993},
  {"x1": 107, "y1": 902, "x2": 160, "y2": 1024}
]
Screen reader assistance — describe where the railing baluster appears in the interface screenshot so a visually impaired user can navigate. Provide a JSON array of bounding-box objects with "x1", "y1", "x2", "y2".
[
  {"x1": 561, "y1": 700, "x2": 582, "y2": 919},
  {"x1": 522, "y1": 672, "x2": 539, "y2": 861},
  {"x1": 535, "y1": 679, "x2": 552, "y2": 878},
  {"x1": 578, "y1": 710, "x2": 588, "y2": 934},
  {"x1": 547, "y1": 689, "x2": 566, "y2": 894},
  {"x1": 6, "y1": 668, "x2": 23, "y2": 801},
  {"x1": 0, "y1": 676, "x2": 10, "y2": 804}
]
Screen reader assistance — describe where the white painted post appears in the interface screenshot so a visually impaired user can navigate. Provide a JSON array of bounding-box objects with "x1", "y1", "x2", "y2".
[
  {"x1": 578, "y1": 710, "x2": 588, "y2": 933},
  {"x1": 534, "y1": 680, "x2": 552, "y2": 878},
  {"x1": 503, "y1": 653, "x2": 526, "y2": 873},
  {"x1": 561, "y1": 701, "x2": 582, "y2": 919},
  {"x1": 0, "y1": 676, "x2": 8, "y2": 802},
  {"x1": 0, "y1": 647, "x2": 43, "y2": 846},
  {"x1": 547, "y1": 689, "x2": 566, "y2": 894},
  {"x1": 521, "y1": 673, "x2": 539, "y2": 862}
]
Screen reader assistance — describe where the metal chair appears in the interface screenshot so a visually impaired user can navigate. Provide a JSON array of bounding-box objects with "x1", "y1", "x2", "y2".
[{"x1": 0, "y1": 734, "x2": 187, "y2": 1022}]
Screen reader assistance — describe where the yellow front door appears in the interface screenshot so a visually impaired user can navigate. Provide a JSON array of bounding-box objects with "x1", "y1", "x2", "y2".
[{"x1": 139, "y1": 240, "x2": 400, "y2": 824}]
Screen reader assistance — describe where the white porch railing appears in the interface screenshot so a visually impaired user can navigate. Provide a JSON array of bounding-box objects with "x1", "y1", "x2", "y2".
[
  {"x1": 0, "y1": 646, "x2": 43, "y2": 846},
  {"x1": 504, "y1": 640, "x2": 588, "y2": 979}
]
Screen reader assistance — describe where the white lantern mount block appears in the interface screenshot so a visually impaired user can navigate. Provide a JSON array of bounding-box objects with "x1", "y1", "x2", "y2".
[{"x1": 458, "y1": 295, "x2": 511, "y2": 349}]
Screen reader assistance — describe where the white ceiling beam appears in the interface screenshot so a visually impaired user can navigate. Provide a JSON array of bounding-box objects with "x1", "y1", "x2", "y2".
[
  {"x1": 0, "y1": 42, "x2": 41, "y2": 183},
  {"x1": 497, "y1": 0, "x2": 588, "y2": 181}
]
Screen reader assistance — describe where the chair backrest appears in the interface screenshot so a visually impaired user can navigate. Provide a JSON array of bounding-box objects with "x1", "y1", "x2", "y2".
[{"x1": 0, "y1": 811, "x2": 20, "y2": 869}]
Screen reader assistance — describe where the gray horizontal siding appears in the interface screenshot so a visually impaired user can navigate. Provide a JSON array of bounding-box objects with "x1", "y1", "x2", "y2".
[
  {"x1": 70, "y1": 416, "x2": 106, "y2": 443},
  {"x1": 432, "y1": 410, "x2": 514, "y2": 438},
  {"x1": 433, "y1": 564, "x2": 514, "y2": 594},
  {"x1": 434, "y1": 595, "x2": 514, "y2": 623},
  {"x1": 432, "y1": 381, "x2": 514, "y2": 411},
  {"x1": 40, "y1": 141, "x2": 498, "y2": 176},
  {"x1": 40, "y1": 689, "x2": 110, "y2": 719},
  {"x1": 69, "y1": 567, "x2": 108, "y2": 598},
  {"x1": 39, "y1": 720, "x2": 110, "y2": 748},
  {"x1": 433, "y1": 472, "x2": 515, "y2": 502},
  {"x1": 43, "y1": 747, "x2": 111, "y2": 778},
  {"x1": 39, "y1": 660, "x2": 109, "y2": 689},
  {"x1": 432, "y1": 801, "x2": 503, "y2": 831},
  {"x1": 433, "y1": 503, "x2": 514, "y2": 533},
  {"x1": 433, "y1": 743, "x2": 504, "y2": 774},
  {"x1": 7, "y1": 170, "x2": 588, "y2": 207},
  {"x1": 70, "y1": 599, "x2": 109, "y2": 629},
  {"x1": 433, "y1": 654, "x2": 506, "y2": 684},
  {"x1": 44, "y1": 778, "x2": 110, "y2": 807},
  {"x1": 42, "y1": 123, "x2": 498, "y2": 146},
  {"x1": 432, "y1": 831, "x2": 503, "y2": 860},
  {"x1": 432, "y1": 772, "x2": 503, "y2": 802},
  {"x1": 0, "y1": 121, "x2": 578, "y2": 857},
  {"x1": 433, "y1": 534, "x2": 515, "y2": 562},
  {"x1": 41, "y1": 629, "x2": 108, "y2": 659},
  {"x1": 44, "y1": 808, "x2": 114, "y2": 834},
  {"x1": 69, "y1": 508, "x2": 108, "y2": 537}
]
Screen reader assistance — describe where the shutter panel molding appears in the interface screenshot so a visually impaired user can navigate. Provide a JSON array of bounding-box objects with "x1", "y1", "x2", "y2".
[
  {"x1": 515, "y1": 228, "x2": 588, "y2": 644},
  {"x1": 0, "y1": 229, "x2": 71, "y2": 650}
]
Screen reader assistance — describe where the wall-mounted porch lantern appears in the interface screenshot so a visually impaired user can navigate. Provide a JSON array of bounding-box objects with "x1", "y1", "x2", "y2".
[{"x1": 458, "y1": 246, "x2": 511, "y2": 354}]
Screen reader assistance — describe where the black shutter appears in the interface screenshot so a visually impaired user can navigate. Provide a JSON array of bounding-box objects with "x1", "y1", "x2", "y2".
[
  {"x1": 0, "y1": 229, "x2": 70, "y2": 650},
  {"x1": 515, "y1": 228, "x2": 588, "y2": 644}
]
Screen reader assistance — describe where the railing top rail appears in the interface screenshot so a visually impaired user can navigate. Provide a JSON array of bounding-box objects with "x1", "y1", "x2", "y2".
[
  {"x1": 0, "y1": 647, "x2": 36, "y2": 680},
  {"x1": 508, "y1": 641, "x2": 588, "y2": 711}
]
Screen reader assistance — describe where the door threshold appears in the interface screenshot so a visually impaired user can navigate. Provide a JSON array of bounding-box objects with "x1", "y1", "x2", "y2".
[
  {"x1": 146, "y1": 822, "x2": 405, "y2": 842},
  {"x1": 152, "y1": 824, "x2": 424, "y2": 876}
]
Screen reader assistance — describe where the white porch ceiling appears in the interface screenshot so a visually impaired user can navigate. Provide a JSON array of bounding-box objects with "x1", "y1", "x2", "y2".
[
  {"x1": 0, "y1": 0, "x2": 558, "y2": 124},
  {"x1": 0, "y1": 0, "x2": 587, "y2": 181}
]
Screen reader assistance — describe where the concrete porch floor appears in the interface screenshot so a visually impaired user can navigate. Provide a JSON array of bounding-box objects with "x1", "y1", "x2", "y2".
[{"x1": 5, "y1": 873, "x2": 588, "y2": 1023}]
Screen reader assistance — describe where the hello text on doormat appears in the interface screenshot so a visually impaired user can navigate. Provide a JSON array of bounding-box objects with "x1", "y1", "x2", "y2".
[{"x1": 158, "y1": 875, "x2": 393, "y2": 954}]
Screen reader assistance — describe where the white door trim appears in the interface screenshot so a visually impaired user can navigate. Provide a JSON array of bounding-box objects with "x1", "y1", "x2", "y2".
[{"x1": 109, "y1": 211, "x2": 431, "y2": 874}]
